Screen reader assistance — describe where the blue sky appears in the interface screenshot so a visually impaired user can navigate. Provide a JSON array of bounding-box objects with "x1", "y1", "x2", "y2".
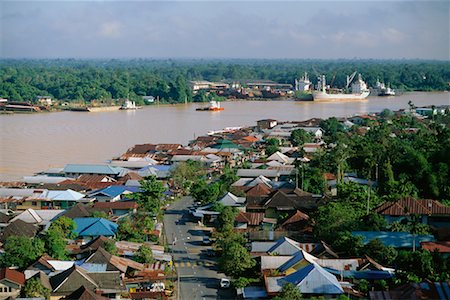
[{"x1": 1, "y1": 1, "x2": 448, "y2": 59}]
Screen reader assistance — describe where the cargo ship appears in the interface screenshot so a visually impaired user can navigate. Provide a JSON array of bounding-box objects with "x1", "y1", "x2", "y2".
[
  {"x1": 312, "y1": 72, "x2": 370, "y2": 101},
  {"x1": 196, "y1": 100, "x2": 224, "y2": 111}
]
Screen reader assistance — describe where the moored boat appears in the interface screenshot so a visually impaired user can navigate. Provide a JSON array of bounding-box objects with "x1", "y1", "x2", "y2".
[{"x1": 196, "y1": 101, "x2": 224, "y2": 111}]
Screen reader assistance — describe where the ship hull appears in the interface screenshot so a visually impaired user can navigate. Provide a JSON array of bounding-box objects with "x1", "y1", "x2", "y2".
[{"x1": 312, "y1": 90, "x2": 370, "y2": 101}]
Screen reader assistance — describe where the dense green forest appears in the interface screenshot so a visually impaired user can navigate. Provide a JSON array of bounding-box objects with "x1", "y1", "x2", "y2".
[{"x1": 0, "y1": 59, "x2": 449, "y2": 103}]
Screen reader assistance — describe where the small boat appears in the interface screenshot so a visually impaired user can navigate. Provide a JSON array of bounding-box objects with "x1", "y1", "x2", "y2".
[
  {"x1": 196, "y1": 101, "x2": 224, "y2": 111},
  {"x1": 120, "y1": 99, "x2": 142, "y2": 110}
]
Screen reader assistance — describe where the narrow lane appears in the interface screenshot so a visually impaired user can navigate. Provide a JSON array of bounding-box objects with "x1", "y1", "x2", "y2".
[{"x1": 164, "y1": 196, "x2": 234, "y2": 300}]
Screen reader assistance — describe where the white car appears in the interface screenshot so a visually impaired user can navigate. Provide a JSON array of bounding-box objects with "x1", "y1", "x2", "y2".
[{"x1": 220, "y1": 278, "x2": 231, "y2": 289}]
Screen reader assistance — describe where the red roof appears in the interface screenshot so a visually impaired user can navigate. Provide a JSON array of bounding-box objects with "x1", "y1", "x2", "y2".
[
  {"x1": 421, "y1": 241, "x2": 450, "y2": 253},
  {"x1": 93, "y1": 201, "x2": 138, "y2": 210},
  {"x1": 0, "y1": 268, "x2": 25, "y2": 285},
  {"x1": 375, "y1": 197, "x2": 450, "y2": 216}
]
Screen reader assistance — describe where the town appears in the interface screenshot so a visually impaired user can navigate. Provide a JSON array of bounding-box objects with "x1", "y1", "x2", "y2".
[{"x1": 0, "y1": 103, "x2": 448, "y2": 299}]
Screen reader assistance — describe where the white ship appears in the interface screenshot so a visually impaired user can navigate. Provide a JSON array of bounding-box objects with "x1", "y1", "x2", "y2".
[
  {"x1": 312, "y1": 72, "x2": 370, "y2": 101},
  {"x1": 373, "y1": 79, "x2": 396, "y2": 96}
]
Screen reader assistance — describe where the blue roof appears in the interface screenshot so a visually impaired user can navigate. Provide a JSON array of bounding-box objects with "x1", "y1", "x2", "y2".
[
  {"x1": 324, "y1": 267, "x2": 394, "y2": 280},
  {"x1": 281, "y1": 263, "x2": 344, "y2": 294},
  {"x1": 73, "y1": 218, "x2": 118, "y2": 237},
  {"x1": 89, "y1": 185, "x2": 141, "y2": 198},
  {"x1": 352, "y1": 231, "x2": 435, "y2": 248},
  {"x1": 63, "y1": 164, "x2": 126, "y2": 175}
]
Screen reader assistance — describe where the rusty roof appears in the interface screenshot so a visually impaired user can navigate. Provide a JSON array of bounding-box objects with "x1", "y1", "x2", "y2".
[
  {"x1": 126, "y1": 144, "x2": 156, "y2": 154},
  {"x1": 0, "y1": 268, "x2": 25, "y2": 285},
  {"x1": 235, "y1": 211, "x2": 265, "y2": 226},
  {"x1": 245, "y1": 183, "x2": 272, "y2": 197},
  {"x1": 156, "y1": 144, "x2": 182, "y2": 151},
  {"x1": 281, "y1": 210, "x2": 310, "y2": 227},
  {"x1": 421, "y1": 241, "x2": 450, "y2": 253},
  {"x1": 375, "y1": 197, "x2": 450, "y2": 216},
  {"x1": 77, "y1": 174, "x2": 117, "y2": 183}
]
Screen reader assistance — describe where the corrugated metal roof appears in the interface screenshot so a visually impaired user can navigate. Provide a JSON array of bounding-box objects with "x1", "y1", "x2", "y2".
[
  {"x1": 74, "y1": 218, "x2": 118, "y2": 237},
  {"x1": 261, "y1": 256, "x2": 292, "y2": 270},
  {"x1": 375, "y1": 197, "x2": 450, "y2": 216},
  {"x1": 63, "y1": 164, "x2": 126, "y2": 175},
  {"x1": 281, "y1": 263, "x2": 344, "y2": 294}
]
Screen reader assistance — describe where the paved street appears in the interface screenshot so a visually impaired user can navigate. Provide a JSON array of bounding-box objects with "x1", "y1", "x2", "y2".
[{"x1": 164, "y1": 196, "x2": 235, "y2": 300}]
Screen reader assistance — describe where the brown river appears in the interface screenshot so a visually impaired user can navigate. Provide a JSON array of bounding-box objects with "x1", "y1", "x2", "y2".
[{"x1": 0, "y1": 92, "x2": 449, "y2": 180}]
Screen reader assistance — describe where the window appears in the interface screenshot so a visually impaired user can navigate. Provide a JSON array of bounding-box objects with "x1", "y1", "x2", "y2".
[{"x1": 32, "y1": 201, "x2": 37, "y2": 206}]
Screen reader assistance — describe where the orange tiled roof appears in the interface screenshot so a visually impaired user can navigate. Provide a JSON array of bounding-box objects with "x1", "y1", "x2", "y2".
[{"x1": 0, "y1": 268, "x2": 25, "y2": 285}]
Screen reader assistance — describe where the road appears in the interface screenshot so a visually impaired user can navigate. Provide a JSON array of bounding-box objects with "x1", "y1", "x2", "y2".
[{"x1": 164, "y1": 196, "x2": 235, "y2": 300}]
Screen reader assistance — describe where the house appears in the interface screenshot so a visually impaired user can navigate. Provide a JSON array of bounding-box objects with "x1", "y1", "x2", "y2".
[
  {"x1": 49, "y1": 265, "x2": 126, "y2": 299},
  {"x1": 0, "y1": 268, "x2": 25, "y2": 300},
  {"x1": 257, "y1": 119, "x2": 278, "y2": 130},
  {"x1": 9, "y1": 208, "x2": 65, "y2": 226},
  {"x1": 217, "y1": 192, "x2": 245, "y2": 207},
  {"x1": 46, "y1": 189, "x2": 88, "y2": 209},
  {"x1": 88, "y1": 186, "x2": 140, "y2": 202},
  {"x1": 92, "y1": 201, "x2": 138, "y2": 216},
  {"x1": 295, "y1": 127, "x2": 323, "y2": 140},
  {"x1": 374, "y1": 197, "x2": 450, "y2": 228},
  {"x1": 26, "y1": 254, "x2": 75, "y2": 275},
  {"x1": 235, "y1": 211, "x2": 265, "y2": 231},
  {"x1": 142, "y1": 96, "x2": 155, "y2": 103},
  {"x1": 63, "y1": 164, "x2": 129, "y2": 179},
  {"x1": 138, "y1": 165, "x2": 172, "y2": 179},
  {"x1": 265, "y1": 263, "x2": 343, "y2": 297},
  {"x1": 0, "y1": 219, "x2": 39, "y2": 242},
  {"x1": 73, "y1": 218, "x2": 118, "y2": 239},
  {"x1": 279, "y1": 210, "x2": 310, "y2": 232},
  {"x1": 352, "y1": 231, "x2": 435, "y2": 249},
  {"x1": 266, "y1": 151, "x2": 295, "y2": 165},
  {"x1": 62, "y1": 203, "x2": 93, "y2": 219},
  {"x1": 83, "y1": 247, "x2": 145, "y2": 274},
  {"x1": 263, "y1": 189, "x2": 326, "y2": 215}
]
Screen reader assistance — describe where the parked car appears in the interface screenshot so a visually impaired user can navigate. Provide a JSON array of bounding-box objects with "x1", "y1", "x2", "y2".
[{"x1": 219, "y1": 278, "x2": 231, "y2": 289}]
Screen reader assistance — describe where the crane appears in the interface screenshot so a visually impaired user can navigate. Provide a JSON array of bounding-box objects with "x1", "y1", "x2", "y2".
[
  {"x1": 330, "y1": 72, "x2": 337, "y2": 87},
  {"x1": 346, "y1": 71, "x2": 357, "y2": 89}
]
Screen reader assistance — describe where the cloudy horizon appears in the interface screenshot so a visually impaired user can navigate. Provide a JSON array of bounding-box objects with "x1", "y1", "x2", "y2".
[{"x1": 1, "y1": 1, "x2": 449, "y2": 60}]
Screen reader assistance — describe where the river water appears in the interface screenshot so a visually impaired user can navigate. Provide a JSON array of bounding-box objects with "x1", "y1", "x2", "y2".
[{"x1": 0, "y1": 92, "x2": 448, "y2": 180}]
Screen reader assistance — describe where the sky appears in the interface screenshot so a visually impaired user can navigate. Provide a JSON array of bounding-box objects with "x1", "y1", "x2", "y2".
[{"x1": 0, "y1": 0, "x2": 449, "y2": 60}]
